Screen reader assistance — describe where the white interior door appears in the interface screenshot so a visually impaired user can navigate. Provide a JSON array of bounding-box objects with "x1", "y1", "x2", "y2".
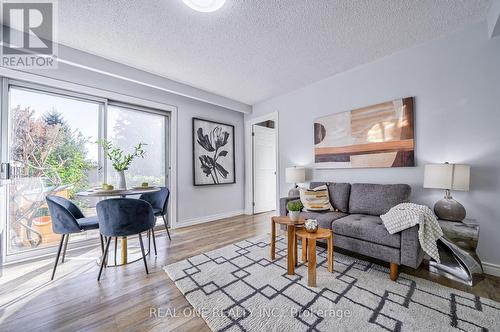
[{"x1": 253, "y1": 125, "x2": 276, "y2": 214}]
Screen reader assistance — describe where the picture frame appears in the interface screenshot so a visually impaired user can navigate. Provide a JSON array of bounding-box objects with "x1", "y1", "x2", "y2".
[
  {"x1": 192, "y1": 117, "x2": 236, "y2": 186},
  {"x1": 314, "y1": 97, "x2": 415, "y2": 169}
]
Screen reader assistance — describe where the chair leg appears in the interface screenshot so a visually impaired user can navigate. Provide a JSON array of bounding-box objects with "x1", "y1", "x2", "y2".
[
  {"x1": 99, "y1": 234, "x2": 105, "y2": 254},
  {"x1": 151, "y1": 228, "x2": 157, "y2": 256},
  {"x1": 61, "y1": 234, "x2": 70, "y2": 263},
  {"x1": 51, "y1": 234, "x2": 66, "y2": 281},
  {"x1": 99, "y1": 234, "x2": 107, "y2": 267},
  {"x1": 114, "y1": 237, "x2": 118, "y2": 266},
  {"x1": 148, "y1": 230, "x2": 151, "y2": 252},
  {"x1": 138, "y1": 233, "x2": 149, "y2": 275},
  {"x1": 162, "y1": 215, "x2": 171, "y2": 240},
  {"x1": 98, "y1": 237, "x2": 112, "y2": 281}
]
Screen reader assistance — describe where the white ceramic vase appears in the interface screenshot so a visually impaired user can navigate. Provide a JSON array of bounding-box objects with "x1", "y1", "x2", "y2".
[
  {"x1": 117, "y1": 170, "x2": 127, "y2": 189},
  {"x1": 289, "y1": 211, "x2": 301, "y2": 222}
]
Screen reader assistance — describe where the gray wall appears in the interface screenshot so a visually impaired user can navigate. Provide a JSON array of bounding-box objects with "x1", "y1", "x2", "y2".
[
  {"x1": 9, "y1": 45, "x2": 245, "y2": 225},
  {"x1": 249, "y1": 22, "x2": 500, "y2": 267}
]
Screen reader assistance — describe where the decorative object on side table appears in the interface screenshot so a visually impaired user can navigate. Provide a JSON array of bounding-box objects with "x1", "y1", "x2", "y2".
[
  {"x1": 285, "y1": 166, "x2": 305, "y2": 197},
  {"x1": 193, "y1": 118, "x2": 235, "y2": 186},
  {"x1": 287, "y1": 200, "x2": 303, "y2": 222},
  {"x1": 97, "y1": 140, "x2": 147, "y2": 189},
  {"x1": 429, "y1": 219, "x2": 483, "y2": 286},
  {"x1": 424, "y1": 163, "x2": 470, "y2": 221},
  {"x1": 304, "y1": 219, "x2": 318, "y2": 233}
]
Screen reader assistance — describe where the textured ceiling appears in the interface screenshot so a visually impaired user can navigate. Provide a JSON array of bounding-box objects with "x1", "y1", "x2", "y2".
[{"x1": 58, "y1": 0, "x2": 491, "y2": 105}]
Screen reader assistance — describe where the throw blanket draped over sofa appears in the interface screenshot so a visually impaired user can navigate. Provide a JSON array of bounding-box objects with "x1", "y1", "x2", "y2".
[{"x1": 381, "y1": 203, "x2": 443, "y2": 263}]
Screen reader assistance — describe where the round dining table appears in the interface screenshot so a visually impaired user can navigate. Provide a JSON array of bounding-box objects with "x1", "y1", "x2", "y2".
[{"x1": 77, "y1": 187, "x2": 161, "y2": 266}]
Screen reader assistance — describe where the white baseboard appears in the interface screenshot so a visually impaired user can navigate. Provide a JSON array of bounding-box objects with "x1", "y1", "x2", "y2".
[
  {"x1": 483, "y1": 261, "x2": 500, "y2": 277},
  {"x1": 175, "y1": 209, "x2": 245, "y2": 228}
]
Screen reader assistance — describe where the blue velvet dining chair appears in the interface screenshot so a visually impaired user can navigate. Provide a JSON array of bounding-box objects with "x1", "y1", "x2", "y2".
[
  {"x1": 96, "y1": 198, "x2": 156, "y2": 281},
  {"x1": 46, "y1": 195, "x2": 103, "y2": 280},
  {"x1": 139, "y1": 187, "x2": 171, "y2": 240}
]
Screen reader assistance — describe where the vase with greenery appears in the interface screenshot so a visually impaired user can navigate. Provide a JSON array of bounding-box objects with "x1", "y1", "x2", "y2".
[
  {"x1": 287, "y1": 200, "x2": 303, "y2": 222},
  {"x1": 97, "y1": 140, "x2": 147, "y2": 189}
]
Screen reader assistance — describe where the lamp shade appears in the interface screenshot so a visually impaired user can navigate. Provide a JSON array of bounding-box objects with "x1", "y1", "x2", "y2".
[
  {"x1": 285, "y1": 167, "x2": 305, "y2": 184},
  {"x1": 424, "y1": 163, "x2": 470, "y2": 191}
]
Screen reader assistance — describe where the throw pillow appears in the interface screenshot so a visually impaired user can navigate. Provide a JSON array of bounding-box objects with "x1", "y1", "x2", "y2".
[{"x1": 299, "y1": 185, "x2": 333, "y2": 211}]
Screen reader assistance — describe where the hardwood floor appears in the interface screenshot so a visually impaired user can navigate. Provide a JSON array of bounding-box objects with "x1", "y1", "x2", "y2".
[{"x1": 0, "y1": 212, "x2": 499, "y2": 331}]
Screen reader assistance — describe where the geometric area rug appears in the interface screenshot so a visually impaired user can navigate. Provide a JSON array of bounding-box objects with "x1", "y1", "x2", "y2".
[{"x1": 164, "y1": 235, "x2": 500, "y2": 332}]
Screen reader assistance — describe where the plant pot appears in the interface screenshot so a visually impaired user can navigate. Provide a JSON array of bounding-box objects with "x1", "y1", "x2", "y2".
[
  {"x1": 33, "y1": 216, "x2": 51, "y2": 226},
  {"x1": 289, "y1": 211, "x2": 301, "y2": 222},
  {"x1": 116, "y1": 170, "x2": 127, "y2": 189}
]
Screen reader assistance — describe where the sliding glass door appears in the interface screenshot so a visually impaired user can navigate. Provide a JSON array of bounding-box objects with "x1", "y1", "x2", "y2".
[
  {"x1": 1, "y1": 81, "x2": 170, "y2": 262},
  {"x1": 6, "y1": 86, "x2": 102, "y2": 256}
]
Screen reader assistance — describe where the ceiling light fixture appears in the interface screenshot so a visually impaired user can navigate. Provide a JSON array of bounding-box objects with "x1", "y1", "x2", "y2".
[{"x1": 182, "y1": 0, "x2": 225, "y2": 13}]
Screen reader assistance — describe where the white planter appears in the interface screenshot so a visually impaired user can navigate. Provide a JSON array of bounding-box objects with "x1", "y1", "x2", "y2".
[
  {"x1": 116, "y1": 170, "x2": 127, "y2": 189},
  {"x1": 289, "y1": 211, "x2": 301, "y2": 222}
]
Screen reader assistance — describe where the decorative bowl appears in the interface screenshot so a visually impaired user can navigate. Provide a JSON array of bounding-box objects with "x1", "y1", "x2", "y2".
[{"x1": 305, "y1": 219, "x2": 318, "y2": 233}]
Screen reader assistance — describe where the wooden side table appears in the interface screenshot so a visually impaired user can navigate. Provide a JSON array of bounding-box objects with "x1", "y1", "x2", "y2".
[
  {"x1": 296, "y1": 228, "x2": 334, "y2": 287},
  {"x1": 270, "y1": 216, "x2": 305, "y2": 275}
]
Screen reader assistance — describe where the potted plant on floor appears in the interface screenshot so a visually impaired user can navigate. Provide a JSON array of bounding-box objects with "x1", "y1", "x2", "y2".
[
  {"x1": 287, "y1": 200, "x2": 303, "y2": 222},
  {"x1": 97, "y1": 140, "x2": 147, "y2": 189}
]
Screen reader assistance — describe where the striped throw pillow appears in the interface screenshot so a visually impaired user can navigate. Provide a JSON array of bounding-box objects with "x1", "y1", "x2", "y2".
[{"x1": 299, "y1": 185, "x2": 333, "y2": 211}]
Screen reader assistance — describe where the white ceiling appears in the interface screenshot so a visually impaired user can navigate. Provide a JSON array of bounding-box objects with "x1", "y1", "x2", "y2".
[{"x1": 58, "y1": 0, "x2": 491, "y2": 105}]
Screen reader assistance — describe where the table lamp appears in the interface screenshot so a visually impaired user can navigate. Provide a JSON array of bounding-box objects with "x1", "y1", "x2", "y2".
[
  {"x1": 285, "y1": 167, "x2": 305, "y2": 197},
  {"x1": 424, "y1": 163, "x2": 470, "y2": 221}
]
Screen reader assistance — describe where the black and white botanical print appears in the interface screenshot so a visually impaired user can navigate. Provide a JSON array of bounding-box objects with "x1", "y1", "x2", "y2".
[{"x1": 193, "y1": 118, "x2": 235, "y2": 185}]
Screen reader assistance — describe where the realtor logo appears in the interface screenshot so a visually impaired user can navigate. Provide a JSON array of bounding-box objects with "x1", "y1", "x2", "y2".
[{"x1": 1, "y1": 0, "x2": 58, "y2": 68}]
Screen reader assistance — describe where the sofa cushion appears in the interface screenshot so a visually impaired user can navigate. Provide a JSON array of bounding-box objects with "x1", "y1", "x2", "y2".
[
  {"x1": 310, "y1": 182, "x2": 351, "y2": 213},
  {"x1": 299, "y1": 185, "x2": 333, "y2": 211},
  {"x1": 310, "y1": 182, "x2": 327, "y2": 189},
  {"x1": 327, "y1": 183, "x2": 351, "y2": 213},
  {"x1": 349, "y1": 183, "x2": 411, "y2": 216},
  {"x1": 332, "y1": 214, "x2": 401, "y2": 248},
  {"x1": 300, "y1": 211, "x2": 347, "y2": 230}
]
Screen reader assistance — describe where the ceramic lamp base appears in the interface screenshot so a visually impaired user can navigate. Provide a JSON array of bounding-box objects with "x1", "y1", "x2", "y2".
[
  {"x1": 288, "y1": 186, "x2": 300, "y2": 197},
  {"x1": 434, "y1": 196, "x2": 466, "y2": 222}
]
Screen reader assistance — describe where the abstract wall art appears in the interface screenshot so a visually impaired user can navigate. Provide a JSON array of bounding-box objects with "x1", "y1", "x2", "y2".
[
  {"x1": 193, "y1": 118, "x2": 235, "y2": 185},
  {"x1": 314, "y1": 97, "x2": 415, "y2": 168}
]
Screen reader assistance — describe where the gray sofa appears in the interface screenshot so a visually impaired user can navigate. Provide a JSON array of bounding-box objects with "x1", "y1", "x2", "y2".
[{"x1": 279, "y1": 182, "x2": 424, "y2": 280}]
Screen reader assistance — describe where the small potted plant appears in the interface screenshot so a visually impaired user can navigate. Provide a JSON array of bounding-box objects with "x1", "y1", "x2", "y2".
[
  {"x1": 97, "y1": 140, "x2": 147, "y2": 189},
  {"x1": 287, "y1": 200, "x2": 303, "y2": 222}
]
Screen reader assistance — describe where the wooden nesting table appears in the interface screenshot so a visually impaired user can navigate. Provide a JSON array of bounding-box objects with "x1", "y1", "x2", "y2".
[
  {"x1": 296, "y1": 228, "x2": 334, "y2": 287},
  {"x1": 270, "y1": 216, "x2": 305, "y2": 275}
]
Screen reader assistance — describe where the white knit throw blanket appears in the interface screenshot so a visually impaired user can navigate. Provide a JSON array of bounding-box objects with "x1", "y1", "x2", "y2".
[{"x1": 381, "y1": 203, "x2": 443, "y2": 263}]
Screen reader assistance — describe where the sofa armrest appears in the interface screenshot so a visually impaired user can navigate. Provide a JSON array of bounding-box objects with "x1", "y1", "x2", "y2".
[
  {"x1": 279, "y1": 196, "x2": 300, "y2": 216},
  {"x1": 400, "y1": 225, "x2": 424, "y2": 269}
]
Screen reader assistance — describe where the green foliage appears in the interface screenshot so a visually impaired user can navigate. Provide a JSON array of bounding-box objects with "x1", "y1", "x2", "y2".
[
  {"x1": 44, "y1": 112, "x2": 93, "y2": 197},
  {"x1": 97, "y1": 139, "x2": 147, "y2": 172},
  {"x1": 11, "y1": 108, "x2": 93, "y2": 199},
  {"x1": 287, "y1": 200, "x2": 303, "y2": 212},
  {"x1": 43, "y1": 109, "x2": 67, "y2": 128}
]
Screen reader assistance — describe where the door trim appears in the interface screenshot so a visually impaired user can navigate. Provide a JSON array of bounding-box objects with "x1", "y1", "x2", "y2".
[{"x1": 244, "y1": 112, "x2": 279, "y2": 215}]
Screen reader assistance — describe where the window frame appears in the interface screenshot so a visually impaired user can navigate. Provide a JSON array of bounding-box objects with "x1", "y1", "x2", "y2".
[{"x1": 1, "y1": 78, "x2": 172, "y2": 263}]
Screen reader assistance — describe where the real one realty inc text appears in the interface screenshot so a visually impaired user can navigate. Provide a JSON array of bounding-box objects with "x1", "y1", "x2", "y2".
[{"x1": 150, "y1": 307, "x2": 353, "y2": 319}]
